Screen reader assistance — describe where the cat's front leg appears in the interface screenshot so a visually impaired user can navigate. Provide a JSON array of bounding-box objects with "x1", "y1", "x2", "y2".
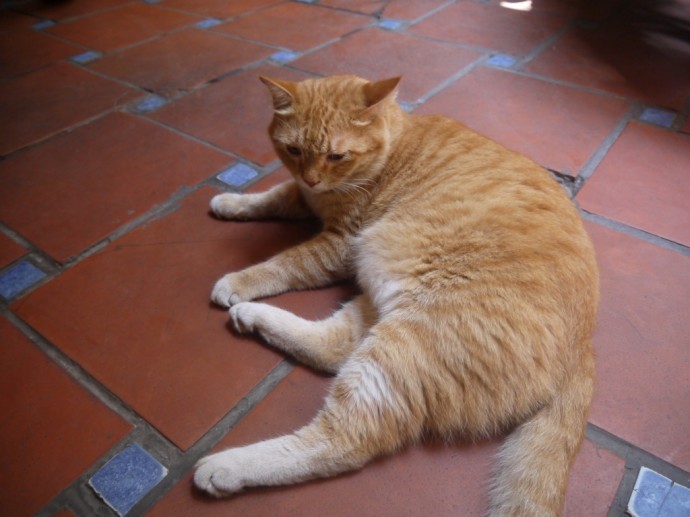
[
  {"x1": 211, "y1": 230, "x2": 350, "y2": 307},
  {"x1": 211, "y1": 180, "x2": 312, "y2": 220}
]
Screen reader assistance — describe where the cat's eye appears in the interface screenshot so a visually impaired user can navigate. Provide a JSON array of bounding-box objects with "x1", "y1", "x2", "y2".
[
  {"x1": 286, "y1": 146, "x2": 301, "y2": 157},
  {"x1": 327, "y1": 153, "x2": 345, "y2": 162}
]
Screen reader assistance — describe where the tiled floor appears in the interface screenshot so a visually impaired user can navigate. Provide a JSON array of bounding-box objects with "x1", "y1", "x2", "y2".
[{"x1": 1, "y1": 0, "x2": 688, "y2": 515}]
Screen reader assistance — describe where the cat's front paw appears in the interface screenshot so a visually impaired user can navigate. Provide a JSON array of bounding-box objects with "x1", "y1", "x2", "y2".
[
  {"x1": 229, "y1": 302, "x2": 259, "y2": 334},
  {"x1": 194, "y1": 451, "x2": 244, "y2": 497},
  {"x1": 211, "y1": 274, "x2": 244, "y2": 307},
  {"x1": 210, "y1": 193, "x2": 251, "y2": 220}
]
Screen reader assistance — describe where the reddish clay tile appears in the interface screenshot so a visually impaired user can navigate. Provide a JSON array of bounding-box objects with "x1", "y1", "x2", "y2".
[
  {"x1": 564, "y1": 440, "x2": 625, "y2": 516},
  {"x1": 13, "y1": 175, "x2": 355, "y2": 450},
  {"x1": 0, "y1": 233, "x2": 25, "y2": 269},
  {"x1": 410, "y1": 1, "x2": 567, "y2": 56},
  {"x1": 293, "y1": 28, "x2": 482, "y2": 103},
  {"x1": 216, "y1": 3, "x2": 368, "y2": 52},
  {"x1": 0, "y1": 112, "x2": 229, "y2": 263},
  {"x1": 162, "y1": 0, "x2": 280, "y2": 19},
  {"x1": 46, "y1": 4, "x2": 200, "y2": 52},
  {"x1": 17, "y1": 0, "x2": 133, "y2": 20},
  {"x1": 0, "y1": 24, "x2": 82, "y2": 79},
  {"x1": 0, "y1": 62, "x2": 139, "y2": 156},
  {"x1": 150, "y1": 65, "x2": 310, "y2": 165},
  {"x1": 587, "y1": 221, "x2": 690, "y2": 471},
  {"x1": 578, "y1": 122, "x2": 690, "y2": 247},
  {"x1": 318, "y1": 0, "x2": 386, "y2": 15},
  {"x1": 417, "y1": 67, "x2": 629, "y2": 175},
  {"x1": 150, "y1": 366, "x2": 499, "y2": 516},
  {"x1": 0, "y1": 317, "x2": 131, "y2": 515},
  {"x1": 320, "y1": 0, "x2": 448, "y2": 19},
  {"x1": 89, "y1": 29, "x2": 272, "y2": 98},
  {"x1": 526, "y1": 27, "x2": 690, "y2": 109}
]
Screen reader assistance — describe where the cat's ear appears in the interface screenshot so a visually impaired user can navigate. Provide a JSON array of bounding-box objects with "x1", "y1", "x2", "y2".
[
  {"x1": 259, "y1": 76, "x2": 296, "y2": 115},
  {"x1": 353, "y1": 76, "x2": 402, "y2": 126}
]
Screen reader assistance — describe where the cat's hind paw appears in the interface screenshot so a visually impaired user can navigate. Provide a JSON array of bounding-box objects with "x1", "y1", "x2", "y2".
[{"x1": 194, "y1": 452, "x2": 244, "y2": 498}]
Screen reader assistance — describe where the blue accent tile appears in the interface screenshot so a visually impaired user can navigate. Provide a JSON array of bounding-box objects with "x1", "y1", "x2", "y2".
[
  {"x1": 378, "y1": 19, "x2": 405, "y2": 30},
  {"x1": 398, "y1": 100, "x2": 416, "y2": 113},
  {"x1": 196, "y1": 18, "x2": 222, "y2": 29},
  {"x1": 295, "y1": 0, "x2": 316, "y2": 3},
  {"x1": 218, "y1": 163, "x2": 259, "y2": 188},
  {"x1": 133, "y1": 95, "x2": 169, "y2": 113},
  {"x1": 0, "y1": 261, "x2": 46, "y2": 300},
  {"x1": 32, "y1": 20, "x2": 56, "y2": 30},
  {"x1": 270, "y1": 50, "x2": 300, "y2": 64},
  {"x1": 640, "y1": 107, "x2": 676, "y2": 128},
  {"x1": 71, "y1": 51, "x2": 102, "y2": 64},
  {"x1": 487, "y1": 53, "x2": 517, "y2": 68},
  {"x1": 659, "y1": 482, "x2": 690, "y2": 517},
  {"x1": 89, "y1": 444, "x2": 167, "y2": 516},
  {"x1": 628, "y1": 467, "x2": 673, "y2": 517}
]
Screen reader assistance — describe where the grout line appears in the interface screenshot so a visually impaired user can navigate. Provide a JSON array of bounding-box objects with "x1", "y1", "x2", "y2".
[
  {"x1": 580, "y1": 210, "x2": 690, "y2": 257},
  {"x1": 514, "y1": 21, "x2": 573, "y2": 70}
]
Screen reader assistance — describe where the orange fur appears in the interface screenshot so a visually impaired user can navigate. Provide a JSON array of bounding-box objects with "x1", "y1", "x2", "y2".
[{"x1": 197, "y1": 75, "x2": 599, "y2": 517}]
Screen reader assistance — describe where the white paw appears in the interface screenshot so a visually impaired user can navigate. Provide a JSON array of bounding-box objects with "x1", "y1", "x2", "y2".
[
  {"x1": 210, "y1": 193, "x2": 249, "y2": 220},
  {"x1": 229, "y1": 302, "x2": 260, "y2": 334},
  {"x1": 211, "y1": 275, "x2": 243, "y2": 308},
  {"x1": 194, "y1": 451, "x2": 244, "y2": 497}
]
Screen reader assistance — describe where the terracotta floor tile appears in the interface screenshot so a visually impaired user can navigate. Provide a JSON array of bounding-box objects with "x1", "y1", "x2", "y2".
[
  {"x1": 417, "y1": 67, "x2": 629, "y2": 175},
  {"x1": 564, "y1": 441, "x2": 625, "y2": 516},
  {"x1": 0, "y1": 112, "x2": 229, "y2": 263},
  {"x1": 526, "y1": 27, "x2": 690, "y2": 109},
  {"x1": 150, "y1": 65, "x2": 310, "y2": 165},
  {"x1": 578, "y1": 123, "x2": 690, "y2": 247},
  {"x1": 13, "y1": 177, "x2": 354, "y2": 450},
  {"x1": 587, "y1": 221, "x2": 690, "y2": 471},
  {"x1": 0, "y1": 62, "x2": 139, "y2": 156},
  {"x1": 17, "y1": 0, "x2": 133, "y2": 20},
  {"x1": 89, "y1": 29, "x2": 273, "y2": 98},
  {"x1": 0, "y1": 22, "x2": 82, "y2": 79},
  {"x1": 0, "y1": 234, "x2": 25, "y2": 269},
  {"x1": 150, "y1": 366, "x2": 499, "y2": 516},
  {"x1": 161, "y1": 0, "x2": 280, "y2": 20},
  {"x1": 292, "y1": 28, "x2": 482, "y2": 103},
  {"x1": 409, "y1": 1, "x2": 568, "y2": 56},
  {"x1": 216, "y1": 3, "x2": 368, "y2": 52},
  {"x1": 320, "y1": 0, "x2": 448, "y2": 19},
  {"x1": 0, "y1": 317, "x2": 131, "y2": 515},
  {"x1": 46, "y1": 4, "x2": 200, "y2": 52}
]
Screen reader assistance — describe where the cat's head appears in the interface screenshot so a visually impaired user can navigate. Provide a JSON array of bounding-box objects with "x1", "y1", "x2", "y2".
[{"x1": 260, "y1": 75, "x2": 402, "y2": 193}]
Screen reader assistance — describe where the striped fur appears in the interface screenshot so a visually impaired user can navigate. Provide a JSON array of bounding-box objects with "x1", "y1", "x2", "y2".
[{"x1": 198, "y1": 75, "x2": 599, "y2": 516}]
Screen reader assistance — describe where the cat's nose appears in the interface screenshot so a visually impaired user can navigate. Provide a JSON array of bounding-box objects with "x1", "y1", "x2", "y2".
[{"x1": 304, "y1": 177, "x2": 321, "y2": 187}]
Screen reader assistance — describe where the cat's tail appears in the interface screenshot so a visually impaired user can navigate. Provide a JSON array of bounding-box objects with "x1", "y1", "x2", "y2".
[{"x1": 488, "y1": 344, "x2": 595, "y2": 517}]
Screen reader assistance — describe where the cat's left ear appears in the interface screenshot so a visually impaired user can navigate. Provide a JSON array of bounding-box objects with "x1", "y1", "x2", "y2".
[
  {"x1": 259, "y1": 76, "x2": 297, "y2": 115},
  {"x1": 353, "y1": 76, "x2": 402, "y2": 126}
]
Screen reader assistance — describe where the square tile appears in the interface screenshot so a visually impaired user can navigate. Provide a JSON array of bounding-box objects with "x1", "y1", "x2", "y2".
[
  {"x1": 89, "y1": 443, "x2": 167, "y2": 516},
  {"x1": 292, "y1": 28, "x2": 483, "y2": 103},
  {"x1": 0, "y1": 260, "x2": 45, "y2": 300},
  {"x1": 161, "y1": 0, "x2": 280, "y2": 19},
  {"x1": 417, "y1": 67, "x2": 629, "y2": 175},
  {"x1": 13, "y1": 176, "x2": 355, "y2": 450},
  {"x1": 586, "y1": 221, "x2": 690, "y2": 471},
  {"x1": 216, "y1": 3, "x2": 369, "y2": 52},
  {"x1": 639, "y1": 107, "x2": 676, "y2": 127},
  {"x1": 46, "y1": 4, "x2": 200, "y2": 52},
  {"x1": 89, "y1": 29, "x2": 273, "y2": 98},
  {"x1": 0, "y1": 112, "x2": 229, "y2": 262},
  {"x1": 578, "y1": 122, "x2": 690, "y2": 246},
  {"x1": 150, "y1": 365, "x2": 500, "y2": 516},
  {"x1": 0, "y1": 62, "x2": 139, "y2": 156},
  {"x1": 217, "y1": 163, "x2": 259, "y2": 188},
  {"x1": 0, "y1": 317, "x2": 131, "y2": 515},
  {"x1": 627, "y1": 467, "x2": 672, "y2": 517},
  {"x1": 525, "y1": 27, "x2": 690, "y2": 109},
  {"x1": 0, "y1": 23, "x2": 82, "y2": 79},
  {"x1": 149, "y1": 65, "x2": 310, "y2": 165},
  {"x1": 16, "y1": 0, "x2": 133, "y2": 20},
  {"x1": 320, "y1": 0, "x2": 447, "y2": 19},
  {"x1": 410, "y1": 1, "x2": 568, "y2": 56},
  {"x1": 0, "y1": 233, "x2": 25, "y2": 269}
]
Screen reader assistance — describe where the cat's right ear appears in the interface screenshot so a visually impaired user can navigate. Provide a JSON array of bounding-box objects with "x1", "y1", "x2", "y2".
[{"x1": 259, "y1": 76, "x2": 296, "y2": 116}]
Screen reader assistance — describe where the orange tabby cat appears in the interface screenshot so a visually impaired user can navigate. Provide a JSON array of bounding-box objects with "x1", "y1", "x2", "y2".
[{"x1": 194, "y1": 75, "x2": 599, "y2": 516}]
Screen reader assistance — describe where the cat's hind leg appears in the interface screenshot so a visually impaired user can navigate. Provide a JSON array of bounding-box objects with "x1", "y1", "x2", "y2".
[
  {"x1": 194, "y1": 338, "x2": 421, "y2": 496},
  {"x1": 211, "y1": 180, "x2": 312, "y2": 220},
  {"x1": 230, "y1": 295, "x2": 376, "y2": 373}
]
